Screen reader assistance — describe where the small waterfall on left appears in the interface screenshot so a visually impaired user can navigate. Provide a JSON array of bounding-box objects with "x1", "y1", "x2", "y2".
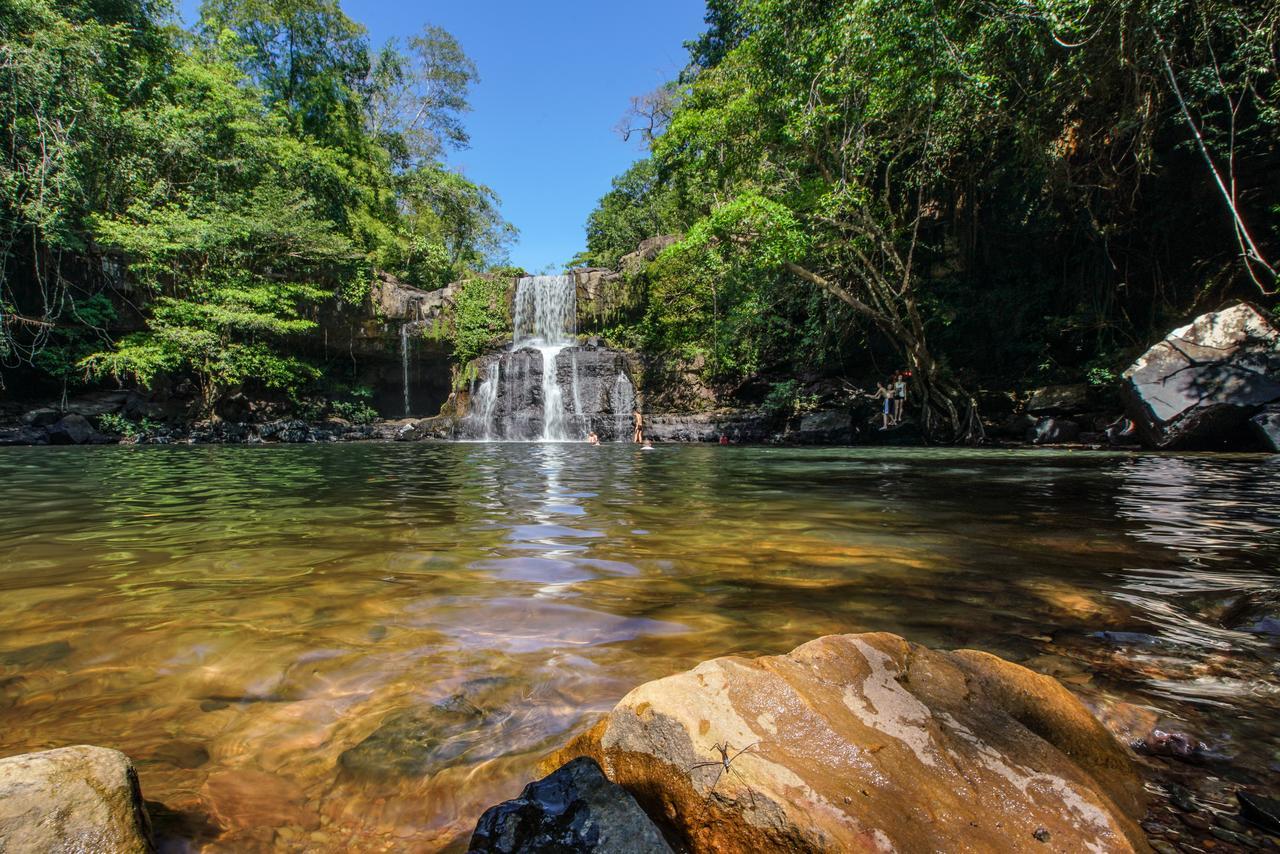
[
  {"x1": 400, "y1": 323, "x2": 411, "y2": 417},
  {"x1": 469, "y1": 361, "x2": 500, "y2": 440}
]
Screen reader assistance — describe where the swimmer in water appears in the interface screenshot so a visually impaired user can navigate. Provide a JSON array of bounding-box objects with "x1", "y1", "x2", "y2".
[{"x1": 587, "y1": 431, "x2": 599, "y2": 445}]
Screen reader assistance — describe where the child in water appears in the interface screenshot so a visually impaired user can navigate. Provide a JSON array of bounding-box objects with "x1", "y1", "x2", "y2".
[{"x1": 587, "y1": 432, "x2": 599, "y2": 445}]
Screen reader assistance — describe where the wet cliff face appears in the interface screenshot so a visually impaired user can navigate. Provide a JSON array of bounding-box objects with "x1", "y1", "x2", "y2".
[
  {"x1": 312, "y1": 276, "x2": 458, "y2": 419},
  {"x1": 460, "y1": 345, "x2": 636, "y2": 441}
]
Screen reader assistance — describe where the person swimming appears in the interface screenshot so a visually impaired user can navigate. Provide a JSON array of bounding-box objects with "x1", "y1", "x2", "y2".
[{"x1": 587, "y1": 431, "x2": 599, "y2": 445}]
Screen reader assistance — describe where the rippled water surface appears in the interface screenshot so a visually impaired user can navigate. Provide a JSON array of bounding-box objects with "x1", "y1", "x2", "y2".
[{"x1": 1, "y1": 444, "x2": 1277, "y2": 850}]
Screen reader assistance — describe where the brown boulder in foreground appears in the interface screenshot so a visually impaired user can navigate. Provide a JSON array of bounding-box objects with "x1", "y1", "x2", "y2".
[
  {"x1": 0, "y1": 745, "x2": 154, "y2": 853},
  {"x1": 548, "y1": 632, "x2": 1146, "y2": 853}
]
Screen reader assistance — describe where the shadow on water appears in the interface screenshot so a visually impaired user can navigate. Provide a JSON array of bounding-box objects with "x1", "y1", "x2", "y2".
[{"x1": 0, "y1": 444, "x2": 1276, "y2": 850}]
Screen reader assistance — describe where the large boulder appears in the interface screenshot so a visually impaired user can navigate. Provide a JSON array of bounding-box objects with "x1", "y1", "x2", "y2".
[
  {"x1": 470, "y1": 757, "x2": 672, "y2": 854},
  {"x1": 1122, "y1": 303, "x2": 1280, "y2": 449},
  {"x1": 47, "y1": 413, "x2": 94, "y2": 445},
  {"x1": 549, "y1": 632, "x2": 1145, "y2": 853},
  {"x1": 0, "y1": 745, "x2": 154, "y2": 853},
  {"x1": 1025, "y1": 384, "x2": 1091, "y2": 416},
  {"x1": 785, "y1": 410, "x2": 852, "y2": 444}
]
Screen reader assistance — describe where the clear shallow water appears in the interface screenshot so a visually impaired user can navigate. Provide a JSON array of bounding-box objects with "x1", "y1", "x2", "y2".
[{"x1": 0, "y1": 444, "x2": 1277, "y2": 851}]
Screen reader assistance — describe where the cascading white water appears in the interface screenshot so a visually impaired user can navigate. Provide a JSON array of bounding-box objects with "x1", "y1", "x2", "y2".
[
  {"x1": 400, "y1": 323, "x2": 410, "y2": 417},
  {"x1": 513, "y1": 275, "x2": 576, "y2": 441},
  {"x1": 610, "y1": 371, "x2": 635, "y2": 442},
  {"x1": 470, "y1": 361, "x2": 500, "y2": 440}
]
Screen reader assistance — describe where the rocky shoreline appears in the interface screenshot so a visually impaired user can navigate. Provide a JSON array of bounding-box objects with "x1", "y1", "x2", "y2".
[
  {"x1": 4, "y1": 302, "x2": 1278, "y2": 452},
  {"x1": 4, "y1": 632, "x2": 1278, "y2": 852}
]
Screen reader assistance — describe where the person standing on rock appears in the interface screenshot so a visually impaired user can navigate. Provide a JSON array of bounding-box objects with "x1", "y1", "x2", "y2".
[
  {"x1": 871, "y1": 381, "x2": 894, "y2": 430},
  {"x1": 633, "y1": 408, "x2": 645, "y2": 444},
  {"x1": 893, "y1": 372, "x2": 908, "y2": 425}
]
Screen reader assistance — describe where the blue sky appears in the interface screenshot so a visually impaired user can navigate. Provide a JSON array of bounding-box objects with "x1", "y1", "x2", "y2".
[{"x1": 176, "y1": 0, "x2": 707, "y2": 272}]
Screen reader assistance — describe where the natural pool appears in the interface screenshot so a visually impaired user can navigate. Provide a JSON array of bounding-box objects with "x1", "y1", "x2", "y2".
[{"x1": 0, "y1": 444, "x2": 1277, "y2": 851}]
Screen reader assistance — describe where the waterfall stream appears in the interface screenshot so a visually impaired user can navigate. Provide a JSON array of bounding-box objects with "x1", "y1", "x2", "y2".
[
  {"x1": 456, "y1": 274, "x2": 633, "y2": 442},
  {"x1": 513, "y1": 275, "x2": 577, "y2": 442},
  {"x1": 610, "y1": 372, "x2": 636, "y2": 442},
  {"x1": 400, "y1": 323, "x2": 410, "y2": 417}
]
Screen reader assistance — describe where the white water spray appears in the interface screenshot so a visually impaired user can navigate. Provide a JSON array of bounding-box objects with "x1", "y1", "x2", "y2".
[
  {"x1": 471, "y1": 361, "x2": 500, "y2": 440},
  {"x1": 400, "y1": 323, "x2": 410, "y2": 417},
  {"x1": 513, "y1": 275, "x2": 577, "y2": 441},
  {"x1": 610, "y1": 371, "x2": 635, "y2": 442}
]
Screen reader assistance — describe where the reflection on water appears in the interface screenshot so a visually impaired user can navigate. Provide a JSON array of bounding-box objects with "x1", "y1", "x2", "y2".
[{"x1": 0, "y1": 445, "x2": 1277, "y2": 850}]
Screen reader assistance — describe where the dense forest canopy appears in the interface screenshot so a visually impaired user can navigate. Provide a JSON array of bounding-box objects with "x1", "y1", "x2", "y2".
[
  {"x1": 3, "y1": 0, "x2": 1278, "y2": 434},
  {"x1": 0, "y1": 0, "x2": 513, "y2": 404},
  {"x1": 578, "y1": 0, "x2": 1279, "y2": 437}
]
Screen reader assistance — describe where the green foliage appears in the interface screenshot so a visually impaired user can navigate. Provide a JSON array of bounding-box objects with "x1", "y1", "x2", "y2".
[
  {"x1": 449, "y1": 276, "x2": 512, "y2": 364},
  {"x1": 2, "y1": 0, "x2": 516, "y2": 405},
  {"x1": 331, "y1": 386, "x2": 377, "y2": 423},
  {"x1": 575, "y1": 159, "x2": 680, "y2": 269},
  {"x1": 762, "y1": 379, "x2": 820, "y2": 418},
  {"x1": 97, "y1": 412, "x2": 160, "y2": 437},
  {"x1": 578, "y1": 0, "x2": 1280, "y2": 410}
]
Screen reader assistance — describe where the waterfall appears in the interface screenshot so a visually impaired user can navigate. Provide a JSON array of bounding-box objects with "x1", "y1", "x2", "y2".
[
  {"x1": 569, "y1": 350, "x2": 584, "y2": 437},
  {"x1": 610, "y1": 372, "x2": 635, "y2": 442},
  {"x1": 470, "y1": 361, "x2": 500, "y2": 440},
  {"x1": 400, "y1": 323, "x2": 411, "y2": 417},
  {"x1": 513, "y1": 275, "x2": 576, "y2": 441}
]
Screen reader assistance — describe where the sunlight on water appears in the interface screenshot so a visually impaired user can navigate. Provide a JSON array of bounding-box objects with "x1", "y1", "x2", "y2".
[{"x1": 0, "y1": 445, "x2": 1277, "y2": 851}]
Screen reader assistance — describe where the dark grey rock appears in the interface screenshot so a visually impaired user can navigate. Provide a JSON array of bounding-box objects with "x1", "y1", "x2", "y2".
[
  {"x1": 644, "y1": 410, "x2": 773, "y2": 443},
  {"x1": 1238, "y1": 790, "x2": 1280, "y2": 834},
  {"x1": 786, "y1": 409, "x2": 852, "y2": 444},
  {"x1": 457, "y1": 345, "x2": 637, "y2": 442},
  {"x1": 48, "y1": 413, "x2": 94, "y2": 445},
  {"x1": 21, "y1": 407, "x2": 61, "y2": 427},
  {"x1": 0, "y1": 426, "x2": 49, "y2": 446},
  {"x1": 469, "y1": 757, "x2": 671, "y2": 854},
  {"x1": 1027, "y1": 417, "x2": 1080, "y2": 445},
  {"x1": 1026, "y1": 384, "x2": 1091, "y2": 416},
  {"x1": 1122, "y1": 303, "x2": 1280, "y2": 449}
]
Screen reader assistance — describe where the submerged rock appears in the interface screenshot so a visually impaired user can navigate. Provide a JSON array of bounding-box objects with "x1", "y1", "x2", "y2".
[
  {"x1": 1027, "y1": 416, "x2": 1081, "y2": 445},
  {"x1": 1238, "y1": 790, "x2": 1280, "y2": 834},
  {"x1": 1122, "y1": 302, "x2": 1280, "y2": 449},
  {"x1": 340, "y1": 691, "x2": 498, "y2": 779},
  {"x1": 1132, "y1": 729, "x2": 1210, "y2": 763},
  {"x1": 548, "y1": 632, "x2": 1146, "y2": 853},
  {"x1": 469, "y1": 756, "x2": 671, "y2": 854},
  {"x1": 0, "y1": 745, "x2": 154, "y2": 853}
]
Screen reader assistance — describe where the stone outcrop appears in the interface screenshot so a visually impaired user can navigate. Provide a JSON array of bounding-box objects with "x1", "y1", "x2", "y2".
[
  {"x1": 1025, "y1": 384, "x2": 1093, "y2": 416},
  {"x1": 371, "y1": 273, "x2": 460, "y2": 325},
  {"x1": 469, "y1": 757, "x2": 672, "y2": 854},
  {"x1": 0, "y1": 745, "x2": 154, "y2": 853},
  {"x1": 644, "y1": 411, "x2": 773, "y2": 444},
  {"x1": 619, "y1": 235, "x2": 680, "y2": 275},
  {"x1": 548, "y1": 632, "x2": 1146, "y2": 853},
  {"x1": 1122, "y1": 303, "x2": 1280, "y2": 449},
  {"x1": 457, "y1": 344, "x2": 638, "y2": 442},
  {"x1": 783, "y1": 409, "x2": 853, "y2": 444}
]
